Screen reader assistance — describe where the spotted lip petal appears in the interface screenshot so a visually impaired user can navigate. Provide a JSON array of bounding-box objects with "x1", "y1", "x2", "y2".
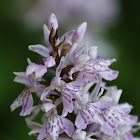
[
  {"x1": 61, "y1": 80, "x2": 85, "y2": 117},
  {"x1": 101, "y1": 107, "x2": 127, "y2": 136},
  {"x1": 10, "y1": 89, "x2": 33, "y2": 116},
  {"x1": 38, "y1": 115, "x2": 74, "y2": 140},
  {"x1": 75, "y1": 103, "x2": 104, "y2": 129}
]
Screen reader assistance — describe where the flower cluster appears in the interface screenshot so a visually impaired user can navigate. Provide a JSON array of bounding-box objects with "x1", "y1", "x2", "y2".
[{"x1": 11, "y1": 14, "x2": 140, "y2": 140}]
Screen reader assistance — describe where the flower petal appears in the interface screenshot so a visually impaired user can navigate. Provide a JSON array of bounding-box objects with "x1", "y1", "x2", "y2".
[
  {"x1": 47, "y1": 116, "x2": 60, "y2": 140},
  {"x1": 74, "y1": 54, "x2": 90, "y2": 68},
  {"x1": 58, "y1": 116, "x2": 74, "y2": 137},
  {"x1": 43, "y1": 24, "x2": 53, "y2": 51},
  {"x1": 26, "y1": 119, "x2": 42, "y2": 131},
  {"x1": 105, "y1": 89, "x2": 122, "y2": 106},
  {"x1": 44, "y1": 56, "x2": 56, "y2": 68},
  {"x1": 60, "y1": 30, "x2": 75, "y2": 42},
  {"x1": 26, "y1": 63, "x2": 47, "y2": 80},
  {"x1": 74, "y1": 43, "x2": 88, "y2": 58},
  {"x1": 101, "y1": 107, "x2": 127, "y2": 136},
  {"x1": 28, "y1": 44, "x2": 50, "y2": 57},
  {"x1": 37, "y1": 120, "x2": 48, "y2": 140},
  {"x1": 10, "y1": 90, "x2": 33, "y2": 116},
  {"x1": 88, "y1": 46, "x2": 98, "y2": 61},
  {"x1": 35, "y1": 65, "x2": 47, "y2": 79},
  {"x1": 26, "y1": 62, "x2": 38, "y2": 76},
  {"x1": 72, "y1": 129, "x2": 86, "y2": 140},
  {"x1": 24, "y1": 106, "x2": 40, "y2": 116},
  {"x1": 41, "y1": 102, "x2": 56, "y2": 113},
  {"x1": 99, "y1": 69, "x2": 119, "y2": 81},
  {"x1": 56, "y1": 57, "x2": 66, "y2": 77},
  {"x1": 98, "y1": 59, "x2": 116, "y2": 67},
  {"x1": 75, "y1": 110, "x2": 89, "y2": 129},
  {"x1": 61, "y1": 92, "x2": 73, "y2": 117},
  {"x1": 13, "y1": 75, "x2": 33, "y2": 88},
  {"x1": 67, "y1": 42, "x2": 78, "y2": 60},
  {"x1": 26, "y1": 119, "x2": 42, "y2": 136},
  {"x1": 41, "y1": 87, "x2": 52, "y2": 100}
]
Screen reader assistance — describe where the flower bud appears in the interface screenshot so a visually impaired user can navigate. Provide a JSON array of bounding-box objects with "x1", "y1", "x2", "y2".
[
  {"x1": 48, "y1": 13, "x2": 58, "y2": 30},
  {"x1": 72, "y1": 22, "x2": 87, "y2": 43}
]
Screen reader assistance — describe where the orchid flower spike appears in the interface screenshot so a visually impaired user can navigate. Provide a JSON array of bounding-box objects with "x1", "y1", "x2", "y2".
[{"x1": 10, "y1": 13, "x2": 140, "y2": 140}]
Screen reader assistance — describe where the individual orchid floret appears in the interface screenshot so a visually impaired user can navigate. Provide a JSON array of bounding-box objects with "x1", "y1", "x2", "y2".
[
  {"x1": 38, "y1": 113, "x2": 74, "y2": 140},
  {"x1": 26, "y1": 60, "x2": 47, "y2": 80},
  {"x1": 25, "y1": 102, "x2": 74, "y2": 140},
  {"x1": 69, "y1": 45, "x2": 119, "y2": 82},
  {"x1": 75, "y1": 95, "x2": 112, "y2": 129},
  {"x1": 100, "y1": 98, "x2": 134, "y2": 136},
  {"x1": 41, "y1": 77, "x2": 86, "y2": 117},
  {"x1": 41, "y1": 57, "x2": 87, "y2": 117},
  {"x1": 11, "y1": 71, "x2": 45, "y2": 116}
]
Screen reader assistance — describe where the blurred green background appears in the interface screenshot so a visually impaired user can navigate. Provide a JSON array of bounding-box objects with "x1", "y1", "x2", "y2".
[{"x1": 0, "y1": 0, "x2": 140, "y2": 139}]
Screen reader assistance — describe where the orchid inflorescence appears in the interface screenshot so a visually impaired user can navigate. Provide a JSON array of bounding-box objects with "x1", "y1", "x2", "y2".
[{"x1": 11, "y1": 14, "x2": 140, "y2": 140}]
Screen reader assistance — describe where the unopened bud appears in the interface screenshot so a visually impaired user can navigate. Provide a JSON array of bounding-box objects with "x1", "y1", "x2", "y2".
[
  {"x1": 72, "y1": 22, "x2": 87, "y2": 43},
  {"x1": 48, "y1": 13, "x2": 58, "y2": 30}
]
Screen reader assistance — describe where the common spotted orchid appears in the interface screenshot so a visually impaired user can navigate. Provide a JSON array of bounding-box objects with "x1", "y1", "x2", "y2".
[{"x1": 11, "y1": 14, "x2": 140, "y2": 140}]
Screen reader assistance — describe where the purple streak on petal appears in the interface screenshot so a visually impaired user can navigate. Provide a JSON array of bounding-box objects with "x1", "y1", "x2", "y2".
[
  {"x1": 62, "y1": 92, "x2": 73, "y2": 117},
  {"x1": 20, "y1": 90, "x2": 33, "y2": 116},
  {"x1": 10, "y1": 90, "x2": 33, "y2": 116},
  {"x1": 58, "y1": 116, "x2": 74, "y2": 137},
  {"x1": 75, "y1": 110, "x2": 88, "y2": 129}
]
